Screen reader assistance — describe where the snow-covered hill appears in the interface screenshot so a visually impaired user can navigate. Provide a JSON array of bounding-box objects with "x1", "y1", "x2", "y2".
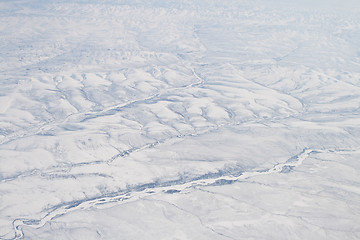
[{"x1": 1, "y1": 0, "x2": 359, "y2": 239}]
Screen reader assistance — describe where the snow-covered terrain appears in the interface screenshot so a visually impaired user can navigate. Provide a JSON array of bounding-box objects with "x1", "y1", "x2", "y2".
[{"x1": 1, "y1": 0, "x2": 360, "y2": 239}]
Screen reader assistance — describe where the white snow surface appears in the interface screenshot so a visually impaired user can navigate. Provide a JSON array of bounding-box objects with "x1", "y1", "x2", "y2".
[{"x1": 0, "y1": 0, "x2": 360, "y2": 239}]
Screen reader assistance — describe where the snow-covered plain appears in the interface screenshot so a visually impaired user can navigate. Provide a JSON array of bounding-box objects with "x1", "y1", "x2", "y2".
[{"x1": 1, "y1": 0, "x2": 360, "y2": 239}]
